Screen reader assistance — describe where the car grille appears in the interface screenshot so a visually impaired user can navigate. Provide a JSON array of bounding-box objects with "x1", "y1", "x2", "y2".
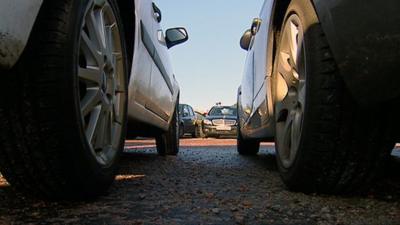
[{"x1": 212, "y1": 119, "x2": 236, "y2": 126}]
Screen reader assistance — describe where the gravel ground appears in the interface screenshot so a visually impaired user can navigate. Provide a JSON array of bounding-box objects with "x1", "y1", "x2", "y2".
[{"x1": 0, "y1": 139, "x2": 399, "y2": 225}]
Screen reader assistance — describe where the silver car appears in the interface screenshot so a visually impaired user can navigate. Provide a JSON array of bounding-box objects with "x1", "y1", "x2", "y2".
[
  {"x1": 0, "y1": 0, "x2": 187, "y2": 199},
  {"x1": 237, "y1": 0, "x2": 399, "y2": 194}
]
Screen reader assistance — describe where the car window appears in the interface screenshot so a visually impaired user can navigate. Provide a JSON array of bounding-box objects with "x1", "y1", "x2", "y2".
[
  {"x1": 178, "y1": 105, "x2": 183, "y2": 115},
  {"x1": 208, "y1": 107, "x2": 237, "y2": 117},
  {"x1": 189, "y1": 107, "x2": 195, "y2": 117},
  {"x1": 183, "y1": 106, "x2": 190, "y2": 117}
]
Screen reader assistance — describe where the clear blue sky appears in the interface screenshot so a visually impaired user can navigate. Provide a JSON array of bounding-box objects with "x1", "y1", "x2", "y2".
[{"x1": 155, "y1": 0, "x2": 265, "y2": 112}]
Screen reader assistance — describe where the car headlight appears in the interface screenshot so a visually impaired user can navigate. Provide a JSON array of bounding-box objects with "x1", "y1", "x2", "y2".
[{"x1": 203, "y1": 119, "x2": 212, "y2": 125}]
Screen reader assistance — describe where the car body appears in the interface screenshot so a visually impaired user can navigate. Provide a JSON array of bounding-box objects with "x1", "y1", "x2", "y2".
[
  {"x1": 178, "y1": 104, "x2": 197, "y2": 137},
  {"x1": 203, "y1": 106, "x2": 238, "y2": 138},
  {"x1": 0, "y1": 0, "x2": 188, "y2": 199},
  {"x1": 0, "y1": 0, "x2": 43, "y2": 69},
  {"x1": 239, "y1": 0, "x2": 400, "y2": 141},
  {"x1": 126, "y1": 1, "x2": 191, "y2": 137},
  {"x1": 238, "y1": 0, "x2": 400, "y2": 194},
  {"x1": 1, "y1": 0, "x2": 185, "y2": 135}
]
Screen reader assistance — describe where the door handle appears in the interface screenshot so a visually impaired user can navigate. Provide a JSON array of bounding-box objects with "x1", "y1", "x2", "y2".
[
  {"x1": 152, "y1": 3, "x2": 162, "y2": 23},
  {"x1": 157, "y1": 30, "x2": 165, "y2": 43}
]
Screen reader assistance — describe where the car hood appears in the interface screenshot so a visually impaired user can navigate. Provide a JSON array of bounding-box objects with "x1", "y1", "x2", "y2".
[{"x1": 205, "y1": 116, "x2": 237, "y2": 120}]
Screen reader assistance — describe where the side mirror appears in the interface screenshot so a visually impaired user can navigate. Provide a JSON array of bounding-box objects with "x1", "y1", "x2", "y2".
[
  {"x1": 165, "y1": 28, "x2": 189, "y2": 49},
  {"x1": 240, "y1": 29, "x2": 252, "y2": 51}
]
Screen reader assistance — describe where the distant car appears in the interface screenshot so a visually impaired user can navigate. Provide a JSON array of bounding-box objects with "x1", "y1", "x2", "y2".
[
  {"x1": 203, "y1": 106, "x2": 238, "y2": 138},
  {"x1": 0, "y1": 0, "x2": 188, "y2": 199},
  {"x1": 237, "y1": 0, "x2": 400, "y2": 194},
  {"x1": 179, "y1": 104, "x2": 197, "y2": 137}
]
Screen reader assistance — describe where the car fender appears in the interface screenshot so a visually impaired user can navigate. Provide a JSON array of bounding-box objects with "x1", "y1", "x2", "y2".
[
  {"x1": 0, "y1": 0, "x2": 43, "y2": 69},
  {"x1": 312, "y1": 0, "x2": 400, "y2": 105}
]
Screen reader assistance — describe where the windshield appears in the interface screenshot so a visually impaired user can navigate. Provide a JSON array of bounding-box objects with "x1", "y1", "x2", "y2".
[{"x1": 208, "y1": 107, "x2": 237, "y2": 117}]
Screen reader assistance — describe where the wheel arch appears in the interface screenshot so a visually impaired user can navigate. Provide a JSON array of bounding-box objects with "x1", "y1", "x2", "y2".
[{"x1": 116, "y1": 0, "x2": 135, "y2": 75}]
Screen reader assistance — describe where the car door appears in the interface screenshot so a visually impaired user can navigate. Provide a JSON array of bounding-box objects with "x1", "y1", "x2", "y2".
[
  {"x1": 187, "y1": 106, "x2": 196, "y2": 133},
  {"x1": 146, "y1": 2, "x2": 176, "y2": 122},
  {"x1": 129, "y1": 0, "x2": 154, "y2": 109},
  {"x1": 182, "y1": 105, "x2": 195, "y2": 132},
  {"x1": 251, "y1": 1, "x2": 275, "y2": 116},
  {"x1": 240, "y1": 45, "x2": 255, "y2": 123}
]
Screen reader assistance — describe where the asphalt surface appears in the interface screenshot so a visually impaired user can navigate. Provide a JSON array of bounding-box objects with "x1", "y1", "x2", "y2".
[{"x1": 0, "y1": 139, "x2": 399, "y2": 225}]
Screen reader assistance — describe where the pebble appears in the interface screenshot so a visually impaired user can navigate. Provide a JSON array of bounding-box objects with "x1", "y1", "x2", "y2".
[
  {"x1": 212, "y1": 208, "x2": 220, "y2": 214},
  {"x1": 0, "y1": 143, "x2": 398, "y2": 224}
]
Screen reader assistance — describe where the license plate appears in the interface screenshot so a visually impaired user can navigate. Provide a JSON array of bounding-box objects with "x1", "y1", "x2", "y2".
[{"x1": 216, "y1": 125, "x2": 231, "y2": 131}]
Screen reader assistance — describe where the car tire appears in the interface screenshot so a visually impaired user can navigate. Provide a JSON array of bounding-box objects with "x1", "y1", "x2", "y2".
[
  {"x1": 237, "y1": 126, "x2": 260, "y2": 156},
  {"x1": 156, "y1": 103, "x2": 180, "y2": 156},
  {"x1": 273, "y1": 0, "x2": 396, "y2": 194},
  {"x1": 0, "y1": 0, "x2": 128, "y2": 199}
]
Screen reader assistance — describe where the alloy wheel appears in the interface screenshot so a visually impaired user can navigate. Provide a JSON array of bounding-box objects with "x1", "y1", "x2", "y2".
[
  {"x1": 275, "y1": 14, "x2": 306, "y2": 169},
  {"x1": 78, "y1": 0, "x2": 126, "y2": 166}
]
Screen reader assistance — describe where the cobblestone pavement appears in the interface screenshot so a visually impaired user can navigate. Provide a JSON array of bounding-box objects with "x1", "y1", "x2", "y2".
[{"x1": 0, "y1": 139, "x2": 399, "y2": 225}]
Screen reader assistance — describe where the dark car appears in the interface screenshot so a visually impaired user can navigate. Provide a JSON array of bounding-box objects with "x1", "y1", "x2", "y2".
[
  {"x1": 237, "y1": 0, "x2": 400, "y2": 194},
  {"x1": 179, "y1": 104, "x2": 197, "y2": 137},
  {"x1": 203, "y1": 106, "x2": 238, "y2": 138}
]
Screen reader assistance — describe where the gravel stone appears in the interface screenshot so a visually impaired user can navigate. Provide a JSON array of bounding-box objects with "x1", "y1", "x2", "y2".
[{"x1": 0, "y1": 139, "x2": 399, "y2": 225}]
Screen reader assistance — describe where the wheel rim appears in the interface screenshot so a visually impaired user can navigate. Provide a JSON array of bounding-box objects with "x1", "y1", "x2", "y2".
[
  {"x1": 275, "y1": 14, "x2": 306, "y2": 169},
  {"x1": 78, "y1": 0, "x2": 126, "y2": 166}
]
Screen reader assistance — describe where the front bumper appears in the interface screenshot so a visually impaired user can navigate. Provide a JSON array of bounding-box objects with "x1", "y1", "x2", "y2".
[{"x1": 203, "y1": 125, "x2": 238, "y2": 137}]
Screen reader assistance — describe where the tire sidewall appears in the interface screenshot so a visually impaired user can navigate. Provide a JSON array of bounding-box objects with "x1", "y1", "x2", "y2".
[
  {"x1": 157, "y1": 101, "x2": 180, "y2": 156},
  {"x1": 170, "y1": 102, "x2": 180, "y2": 154}
]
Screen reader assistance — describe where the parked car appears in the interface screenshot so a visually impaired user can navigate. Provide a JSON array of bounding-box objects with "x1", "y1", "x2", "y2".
[
  {"x1": 203, "y1": 106, "x2": 238, "y2": 138},
  {"x1": 0, "y1": 0, "x2": 188, "y2": 199},
  {"x1": 237, "y1": 0, "x2": 400, "y2": 194},
  {"x1": 178, "y1": 104, "x2": 197, "y2": 137}
]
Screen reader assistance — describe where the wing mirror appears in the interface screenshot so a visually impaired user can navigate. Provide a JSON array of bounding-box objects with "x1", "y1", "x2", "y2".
[
  {"x1": 240, "y1": 18, "x2": 262, "y2": 51},
  {"x1": 240, "y1": 29, "x2": 252, "y2": 51},
  {"x1": 165, "y1": 27, "x2": 189, "y2": 49}
]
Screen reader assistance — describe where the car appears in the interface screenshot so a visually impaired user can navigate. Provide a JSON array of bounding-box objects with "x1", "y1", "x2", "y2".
[
  {"x1": 237, "y1": 0, "x2": 400, "y2": 194},
  {"x1": 0, "y1": 0, "x2": 188, "y2": 199},
  {"x1": 203, "y1": 106, "x2": 238, "y2": 138},
  {"x1": 178, "y1": 104, "x2": 197, "y2": 138}
]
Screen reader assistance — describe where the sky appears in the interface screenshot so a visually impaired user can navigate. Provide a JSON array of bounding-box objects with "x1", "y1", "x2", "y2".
[{"x1": 155, "y1": 0, "x2": 265, "y2": 112}]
